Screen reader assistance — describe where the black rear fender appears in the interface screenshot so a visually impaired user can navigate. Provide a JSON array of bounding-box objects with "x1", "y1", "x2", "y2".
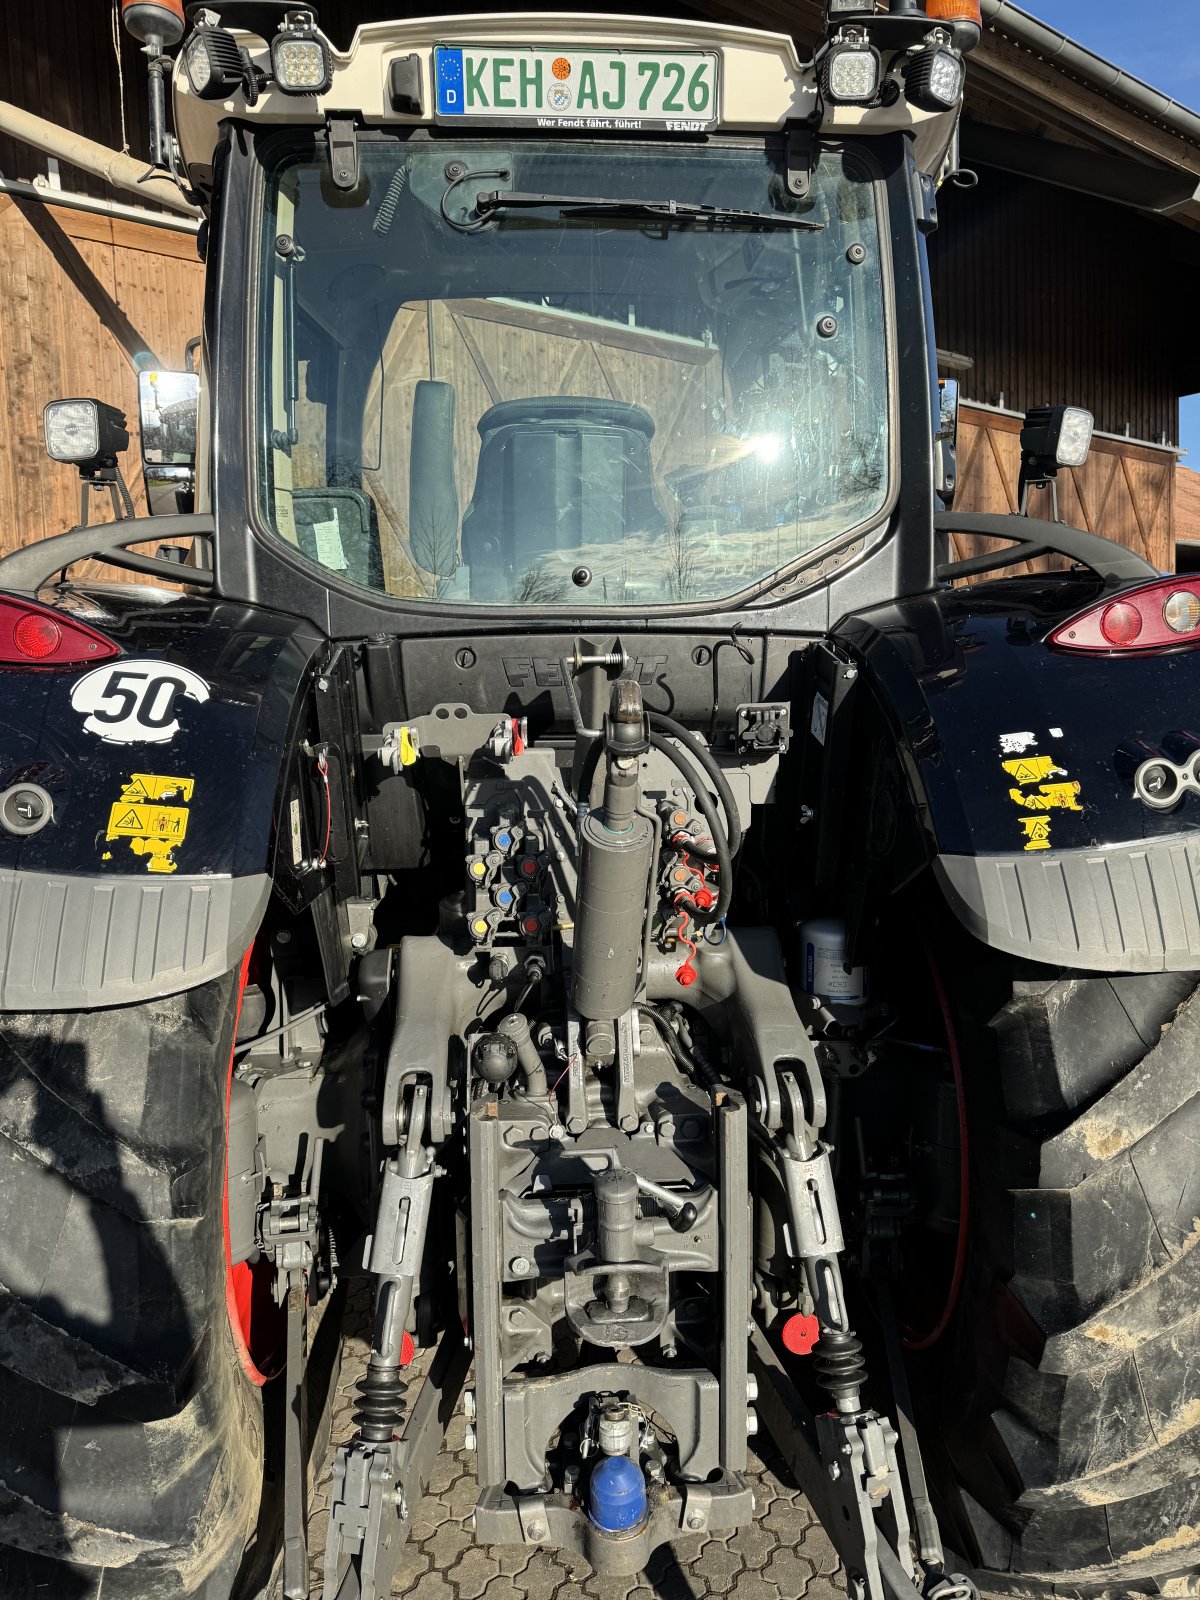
[
  {"x1": 823, "y1": 574, "x2": 1200, "y2": 972},
  {"x1": 0, "y1": 587, "x2": 325, "y2": 1008}
]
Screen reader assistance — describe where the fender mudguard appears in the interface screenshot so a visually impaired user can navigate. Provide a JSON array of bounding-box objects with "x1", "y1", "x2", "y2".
[
  {"x1": 0, "y1": 587, "x2": 325, "y2": 1008},
  {"x1": 835, "y1": 575, "x2": 1200, "y2": 972}
]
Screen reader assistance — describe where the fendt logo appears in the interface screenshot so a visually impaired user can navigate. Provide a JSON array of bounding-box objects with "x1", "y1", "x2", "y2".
[{"x1": 502, "y1": 655, "x2": 667, "y2": 689}]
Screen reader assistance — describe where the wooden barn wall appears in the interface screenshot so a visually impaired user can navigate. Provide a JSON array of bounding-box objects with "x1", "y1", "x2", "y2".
[
  {"x1": 951, "y1": 404, "x2": 1176, "y2": 574},
  {"x1": 0, "y1": 7, "x2": 162, "y2": 205},
  {"x1": 929, "y1": 166, "x2": 1179, "y2": 447},
  {"x1": 0, "y1": 195, "x2": 203, "y2": 572}
]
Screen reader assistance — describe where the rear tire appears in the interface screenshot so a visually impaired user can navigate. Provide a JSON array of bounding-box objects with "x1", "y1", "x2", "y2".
[
  {"x1": 0, "y1": 968, "x2": 264, "y2": 1599},
  {"x1": 936, "y1": 959, "x2": 1200, "y2": 1598}
]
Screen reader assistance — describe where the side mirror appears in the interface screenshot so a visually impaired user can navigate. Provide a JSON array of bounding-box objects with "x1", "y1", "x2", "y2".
[
  {"x1": 137, "y1": 370, "x2": 200, "y2": 517},
  {"x1": 1018, "y1": 404, "x2": 1093, "y2": 521},
  {"x1": 935, "y1": 378, "x2": 959, "y2": 506}
]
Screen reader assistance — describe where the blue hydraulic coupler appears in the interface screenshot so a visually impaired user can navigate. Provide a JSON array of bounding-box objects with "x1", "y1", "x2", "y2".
[{"x1": 589, "y1": 1456, "x2": 648, "y2": 1532}]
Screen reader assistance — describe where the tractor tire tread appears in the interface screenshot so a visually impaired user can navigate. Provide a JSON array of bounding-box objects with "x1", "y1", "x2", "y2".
[
  {"x1": 0, "y1": 971, "x2": 263, "y2": 1600},
  {"x1": 949, "y1": 968, "x2": 1200, "y2": 1598}
]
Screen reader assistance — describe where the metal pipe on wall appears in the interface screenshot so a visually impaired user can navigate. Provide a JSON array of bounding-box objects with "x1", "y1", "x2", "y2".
[{"x1": 0, "y1": 99, "x2": 200, "y2": 218}]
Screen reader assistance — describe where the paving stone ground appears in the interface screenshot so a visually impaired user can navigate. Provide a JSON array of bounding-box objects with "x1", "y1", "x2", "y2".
[{"x1": 307, "y1": 1280, "x2": 845, "y2": 1599}]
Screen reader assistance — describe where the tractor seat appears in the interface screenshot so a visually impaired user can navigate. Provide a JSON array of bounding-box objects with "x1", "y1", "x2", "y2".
[{"x1": 461, "y1": 397, "x2": 666, "y2": 598}]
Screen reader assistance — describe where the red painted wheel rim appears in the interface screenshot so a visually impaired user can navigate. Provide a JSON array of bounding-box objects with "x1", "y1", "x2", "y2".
[{"x1": 223, "y1": 948, "x2": 286, "y2": 1384}]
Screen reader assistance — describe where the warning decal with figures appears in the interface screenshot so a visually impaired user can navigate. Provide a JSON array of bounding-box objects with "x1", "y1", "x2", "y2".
[{"x1": 103, "y1": 773, "x2": 195, "y2": 874}]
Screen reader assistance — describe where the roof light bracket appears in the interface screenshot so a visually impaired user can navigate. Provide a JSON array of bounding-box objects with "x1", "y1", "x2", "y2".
[
  {"x1": 785, "y1": 125, "x2": 817, "y2": 202},
  {"x1": 326, "y1": 116, "x2": 360, "y2": 191}
]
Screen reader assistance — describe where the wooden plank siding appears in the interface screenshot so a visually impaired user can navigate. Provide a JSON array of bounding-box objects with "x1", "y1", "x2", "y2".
[
  {"x1": 930, "y1": 168, "x2": 1182, "y2": 448},
  {"x1": 949, "y1": 404, "x2": 1176, "y2": 575},
  {"x1": 0, "y1": 195, "x2": 203, "y2": 578},
  {"x1": 1176, "y1": 466, "x2": 1200, "y2": 546}
]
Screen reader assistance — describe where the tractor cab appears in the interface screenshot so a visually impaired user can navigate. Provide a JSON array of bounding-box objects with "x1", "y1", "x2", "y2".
[{"x1": 145, "y1": 1, "x2": 979, "y2": 628}]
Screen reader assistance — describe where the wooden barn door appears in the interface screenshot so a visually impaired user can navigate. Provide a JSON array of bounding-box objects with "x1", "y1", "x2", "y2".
[
  {"x1": 952, "y1": 404, "x2": 1176, "y2": 574},
  {"x1": 0, "y1": 195, "x2": 204, "y2": 578}
]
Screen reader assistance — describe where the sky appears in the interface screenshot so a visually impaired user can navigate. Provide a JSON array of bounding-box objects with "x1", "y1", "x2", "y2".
[{"x1": 1028, "y1": 1, "x2": 1200, "y2": 465}]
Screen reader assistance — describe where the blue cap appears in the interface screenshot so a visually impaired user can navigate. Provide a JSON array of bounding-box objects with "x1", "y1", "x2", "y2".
[
  {"x1": 495, "y1": 830, "x2": 512, "y2": 849},
  {"x1": 588, "y1": 1455, "x2": 646, "y2": 1533}
]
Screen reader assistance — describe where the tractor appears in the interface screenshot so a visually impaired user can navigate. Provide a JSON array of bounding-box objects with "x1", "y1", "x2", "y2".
[{"x1": 1, "y1": 2, "x2": 1197, "y2": 1597}]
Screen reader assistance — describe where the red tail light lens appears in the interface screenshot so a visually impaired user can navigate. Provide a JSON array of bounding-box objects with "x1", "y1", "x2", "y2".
[
  {"x1": 1099, "y1": 601, "x2": 1142, "y2": 647},
  {"x1": 0, "y1": 595, "x2": 119, "y2": 666},
  {"x1": 1048, "y1": 578, "x2": 1200, "y2": 656}
]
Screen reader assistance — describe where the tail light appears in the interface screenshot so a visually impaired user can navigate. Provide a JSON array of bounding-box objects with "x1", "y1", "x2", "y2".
[
  {"x1": 1047, "y1": 577, "x2": 1200, "y2": 656},
  {"x1": 0, "y1": 595, "x2": 119, "y2": 666}
]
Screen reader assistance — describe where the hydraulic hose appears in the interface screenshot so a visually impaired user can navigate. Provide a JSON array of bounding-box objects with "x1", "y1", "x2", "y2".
[
  {"x1": 577, "y1": 734, "x2": 607, "y2": 812},
  {"x1": 648, "y1": 731, "x2": 732, "y2": 922},
  {"x1": 646, "y1": 711, "x2": 743, "y2": 858},
  {"x1": 577, "y1": 732, "x2": 734, "y2": 922},
  {"x1": 578, "y1": 718, "x2": 741, "y2": 859},
  {"x1": 635, "y1": 1002, "x2": 720, "y2": 1096}
]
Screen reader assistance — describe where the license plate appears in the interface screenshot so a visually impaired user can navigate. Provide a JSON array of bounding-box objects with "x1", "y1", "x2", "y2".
[{"x1": 434, "y1": 47, "x2": 719, "y2": 131}]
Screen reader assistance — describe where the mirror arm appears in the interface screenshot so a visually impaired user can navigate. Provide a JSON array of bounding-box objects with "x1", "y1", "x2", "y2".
[{"x1": 0, "y1": 514, "x2": 216, "y2": 593}]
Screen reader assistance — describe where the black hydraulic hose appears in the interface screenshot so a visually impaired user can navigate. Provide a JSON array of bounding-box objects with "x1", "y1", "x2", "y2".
[
  {"x1": 649, "y1": 731, "x2": 732, "y2": 922},
  {"x1": 634, "y1": 1001, "x2": 689, "y2": 1067},
  {"x1": 577, "y1": 730, "x2": 734, "y2": 920},
  {"x1": 640, "y1": 1004, "x2": 704, "y2": 1081},
  {"x1": 577, "y1": 720, "x2": 741, "y2": 857},
  {"x1": 635, "y1": 1002, "x2": 720, "y2": 1098},
  {"x1": 646, "y1": 710, "x2": 742, "y2": 858}
]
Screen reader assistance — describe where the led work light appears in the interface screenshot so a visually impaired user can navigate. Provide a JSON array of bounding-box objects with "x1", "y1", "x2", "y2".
[
  {"x1": 43, "y1": 400, "x2": 129, "y2": 468},
  {"x1": 822, "y1": 38, "x2": 882, "y2": 104},
  {"x1": 271, "y1": 12, "x2": 332, "y2": 93},
  {"x1": 183, "y1": 22, "x2": 249, "y2": 98},
  {"x1": 1022, "y1": 405, "x2": 1095, "y2": 471},
  {"x1": 1017, "y1": 404, "x2": 1094, "y2": 517},
  {"x1": 904, "y1": 45, "x2": 966, "y2": 110}
]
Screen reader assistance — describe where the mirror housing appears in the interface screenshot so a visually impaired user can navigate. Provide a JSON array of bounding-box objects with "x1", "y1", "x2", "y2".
[
  {"x1": 137, "y1": 370, "x2": 199, "y2": 516},
  {"x1": 935, "y1": 378, "x2": 959, "y2": 506}
]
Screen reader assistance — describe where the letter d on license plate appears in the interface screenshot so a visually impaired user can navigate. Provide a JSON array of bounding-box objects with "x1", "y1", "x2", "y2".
[{"x1": 434, "y1": 46, "x2": 719, "y2": 130}]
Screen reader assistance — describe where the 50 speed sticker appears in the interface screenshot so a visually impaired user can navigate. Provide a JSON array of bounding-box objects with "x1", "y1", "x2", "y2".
[
  {"x1": 71, "y1": 661, "x2": 210, "y2": 744},
  {"x1": 102, "y1": 773, "x2": 194, "y2": 874}
]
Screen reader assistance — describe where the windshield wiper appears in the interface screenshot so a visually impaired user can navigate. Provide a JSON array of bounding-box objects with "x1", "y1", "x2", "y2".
[{"x1": 473, "y1": 190, "x2": 824, "y2": 231}]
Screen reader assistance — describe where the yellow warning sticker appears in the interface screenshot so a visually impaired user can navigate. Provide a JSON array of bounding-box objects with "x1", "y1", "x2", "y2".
[
  {"x1": 1019, "y1": 816, "x2": 1053, "y2": 850},
  {"x1": 1007, "y1": 781, "x2": 1082, "y2": 814},
  {"x1": 998, "y1": 731, "x2": 1082, "y2": 851},
  {"x1": 1001, "y1": 754, "x2": 1066, "y2": 787},
  {"x1": 104, "y1": 773, "x2": 194, "y2": 874}
]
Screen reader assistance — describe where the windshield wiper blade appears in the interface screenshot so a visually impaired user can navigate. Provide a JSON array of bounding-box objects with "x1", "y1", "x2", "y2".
[{"x1": 474, "y1": 190, "x2": 824, "y2": 230}]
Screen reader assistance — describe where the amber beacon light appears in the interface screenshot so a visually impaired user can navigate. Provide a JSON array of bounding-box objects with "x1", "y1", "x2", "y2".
[{"x1": 925, "y1": 0, "x2": 984, "y2": 21}]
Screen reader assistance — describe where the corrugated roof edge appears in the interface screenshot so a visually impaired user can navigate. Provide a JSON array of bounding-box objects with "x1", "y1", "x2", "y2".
[{"x1": 980, "y1": 0, "x2": 1200, "y2": 150}]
